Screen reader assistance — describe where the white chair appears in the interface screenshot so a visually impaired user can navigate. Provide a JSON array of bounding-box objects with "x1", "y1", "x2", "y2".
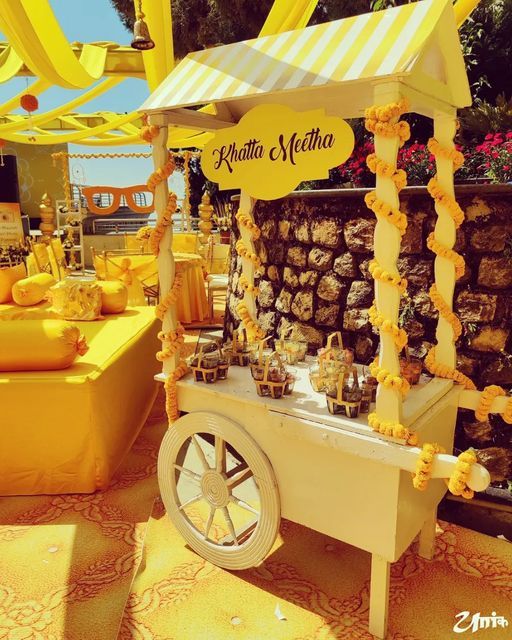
[{"x1": 205, "y1": 241, "x2": 229, "y2": 319}]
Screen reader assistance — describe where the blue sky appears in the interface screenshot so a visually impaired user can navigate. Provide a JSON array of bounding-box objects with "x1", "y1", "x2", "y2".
[{"x1": 0, "y1": 0, "x2": 163, "y2": 188}]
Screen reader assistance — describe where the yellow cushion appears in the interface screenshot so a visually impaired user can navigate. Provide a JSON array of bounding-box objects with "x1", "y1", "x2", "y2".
[
  {"x1": 0, "y1": 263, "x2": 27, "y2": 303},
  {"x1": 96, "y1": 279, "x2": 128, "y2": 314},
  {"x1": 12, "y1": 273, "x2": 56, "y2": 306},
  {"x1": 0, "y1": 319, "x2": 88, "y2": 371}
]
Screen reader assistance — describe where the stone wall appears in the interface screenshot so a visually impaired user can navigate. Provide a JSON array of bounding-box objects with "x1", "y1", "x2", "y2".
[{"x1": 225, "y1": 185, "x2": 512, "y2": 489}]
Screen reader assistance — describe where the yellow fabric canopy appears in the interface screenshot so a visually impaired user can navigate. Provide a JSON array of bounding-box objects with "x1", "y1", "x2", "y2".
[{"x1": 0, "y1": 0, "x2": 107, "y2": 89}]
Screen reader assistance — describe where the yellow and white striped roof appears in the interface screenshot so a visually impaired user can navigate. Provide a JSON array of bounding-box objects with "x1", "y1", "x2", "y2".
[{"x1": 141, "y1": 0, "x2": 470, "y2": 117}]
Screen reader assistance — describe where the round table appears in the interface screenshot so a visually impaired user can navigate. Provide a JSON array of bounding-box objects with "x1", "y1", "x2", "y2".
[{"x1": 93, "y1": 250, "x2": 209, "y2": 323}]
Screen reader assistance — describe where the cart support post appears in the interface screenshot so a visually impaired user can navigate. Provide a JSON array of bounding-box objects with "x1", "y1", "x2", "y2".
[
  {"x1": 431, "y1": 109, "x2": 458, "y2": 369},
  {"x1": 372, "y1": 82, "x2": 404, "y2": 426},
  {"x1": 369, "y1": 553, "x2": 390, "y2": 639},
  {"x1": 149, "y1": 114, "x2": 179, "y2": 376},
  {"x1": 238, "y1": 190, "x2": 258, "y2": 319},
  {"x1": 418, "y1": 507, "x2": 437, "y2": 560}
]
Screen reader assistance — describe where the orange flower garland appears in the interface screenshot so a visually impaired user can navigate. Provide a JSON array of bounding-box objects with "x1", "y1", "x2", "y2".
[
  {"x1": 236, "y1": 301, "x2": 265, "y2": 340},
  {"x1": 164, "y1": 361, "x2": 189, "y2": 422},
  {"x1": 412, "y1": 443, "x2": 445, "y2": 491},
  {"x1": 446, "y1": 449, "x2": 477, "y2": 499},
  {"x1": 367, "y1": 412, "x2": 417, "y2": 445},
  {"x1": 155, "y1": 270, "x2": 184, "y2": 321},
  {"x1": 156, "y1": 324, "x2": 185, "y2": 362},
  {"x1": 235, "y1": 211, "x2": 261, "y2": 239}
]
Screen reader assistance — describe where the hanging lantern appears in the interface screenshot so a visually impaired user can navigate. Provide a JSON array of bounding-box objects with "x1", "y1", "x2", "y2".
[
  {"x1": 131, "y1": 0, "x2": 155, "y2": 50},
  {"x1": 20, "y1": 94, "x2": 39, "y2": 113},
  {"x1": 0, "y1": 139, "x2": 5, "y2": 167}
]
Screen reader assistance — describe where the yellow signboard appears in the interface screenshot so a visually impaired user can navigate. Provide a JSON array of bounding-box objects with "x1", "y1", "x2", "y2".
[
  {"x1": 202, "y1": 104, "x2": 355, "y2": 201},
  {"x1": 0, "y1": 202, "x2": 23, "y2": 245}
]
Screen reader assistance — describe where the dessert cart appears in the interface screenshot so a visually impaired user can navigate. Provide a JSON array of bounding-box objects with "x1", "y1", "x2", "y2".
[{"x1": 140, "y1": 1, "x2": 494, "y2": 636}]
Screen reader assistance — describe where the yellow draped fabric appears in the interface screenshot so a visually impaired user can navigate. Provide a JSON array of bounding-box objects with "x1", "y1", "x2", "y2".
[
  {"x1": 0, "y1": 0, "x2": 107, "y2": 89},
  {"x1": 0, "y1": 0, "x2": 321, "y2": 146},
  {"x1": 0, "y1": 45, "x2": 23, "y2": 83},
  {"x1": 0, "y1": 78, "x2": 123, "y2": 134}
]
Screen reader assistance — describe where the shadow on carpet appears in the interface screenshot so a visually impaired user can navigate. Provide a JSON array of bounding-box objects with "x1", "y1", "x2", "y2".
[{"x1": 119, "y1": 502, "x2": 512, "y2": 640}]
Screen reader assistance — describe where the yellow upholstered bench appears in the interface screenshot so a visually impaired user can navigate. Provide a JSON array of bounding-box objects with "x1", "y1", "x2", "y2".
[{"x1": 0, "y1": 306, "x2": 160, "y2": 495}]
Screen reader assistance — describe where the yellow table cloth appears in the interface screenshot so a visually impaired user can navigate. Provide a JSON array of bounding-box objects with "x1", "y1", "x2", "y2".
[
  {"x1": 0, "y1": 306, "x2": 160, "y2": 496},
  {"x1": 93, "y1": 252, "x2": 208, "y2": 323}
]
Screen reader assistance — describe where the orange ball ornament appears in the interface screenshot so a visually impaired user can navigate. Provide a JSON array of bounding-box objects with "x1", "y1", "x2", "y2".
[{"x1": 20, "y1": 94, "x2": 38, "y2": 113}]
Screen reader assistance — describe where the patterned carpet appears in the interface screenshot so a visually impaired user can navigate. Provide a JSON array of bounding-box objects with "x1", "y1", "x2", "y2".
[{"x1": 1, "y1": 323, "x2": 511, "y2": 639}]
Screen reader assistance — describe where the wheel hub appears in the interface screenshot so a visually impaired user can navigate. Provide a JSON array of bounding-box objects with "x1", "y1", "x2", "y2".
[{"x1": 201, "y1": 470, "x2": 230, "y2": 508}]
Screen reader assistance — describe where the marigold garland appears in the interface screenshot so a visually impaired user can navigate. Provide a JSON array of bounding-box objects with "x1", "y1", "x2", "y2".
[
  {"x1": 429, "y1": 284, "x2": 463, "y2": 340},
  {"x1": 155, "y1": 271, "x2": 184, "y2": 321},
  {"x1": 426, "y1": 232, "x2": 465, "y2": 279},
  {"x1": 369, "y1": 360, "x2": 410, "y2": 397},
  {"x1": 366, "y1": 153, "x2": 407, "y2": 191},
  {"x1": 368, "y1": 303, "x2": 408, "y2": 351},
  {"x1": 156, "y1": 324, "x2": 185, "y2": 362},
  {"x1": 146, "y1": 152, "x2": 177, "y2": 256},
  {"x1": 427, "y1": 138, "x2": 464, "y2": 170},
  {"x1": 364, "y1": 191, "x2": 408, "y2": 236},
  {"x1": 235, "y1": 239, "x2": 262, "y2": 268},
  {"x1": 368, "y1": 412, "x2": 417, "y2": 445},
  {"x1": 364, "y1": 98, "x2": 411, "y2": 146},
  {"x1": 239, "y1": 273, "x2": 259, "y2": 296},
  {"x1": 427, "y1": 178, "x2": 465, "y2": 228},
  {"x1": 424, "y1": 347, "x2": 476, "y2": 390},
  {"x1": 446, "y1": 449, "x2": 477, "y2": 499},
  {"x1": 412, "y1": 442, "x2": 445, "y2": 491},
  {"x1": 149, "y1": 193, "x2": 177, "y2": 255},
  {"x1": 368, "y1": 259, "x2": 408, "y2": 294},
  {"x1": 236, "y1": 301, "x2": 265, "y2": 340},
  {"x1": 475, "y1": 384, "x2": 506, "y2": 422},
  {"x1": 164, "y1": 361, "x2": 189, "y2": 422},
  {"x1": 235, "y1": 211, "x2": 261, "y2": 239}
]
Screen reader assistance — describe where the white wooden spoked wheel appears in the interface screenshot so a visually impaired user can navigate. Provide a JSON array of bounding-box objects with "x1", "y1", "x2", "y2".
[{"x1": 158, "y1": 411, "x2": 280, "y2": 570}]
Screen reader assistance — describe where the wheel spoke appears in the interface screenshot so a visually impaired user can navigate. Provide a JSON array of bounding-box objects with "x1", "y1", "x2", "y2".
[
  {"x1": 226, "y1": 466, "x2": 253, "y2": 489},
  {"x1": 178, "y1": 493, "x2": 203, "y2": 511},
  {"x1": 230, "y1": 495, "x2": 260, "y2": 516},
  {"x1": 221, "y1": 506, "x2": 239, "y2": 546},
  {"x1": 205, "y1": 505, "x2": 216, "y2": 540},
  {"x1": 191, "y1": 435, "x2": 210, "y2": 472},
  {"x1": 215, "y1": 436, "x2": 226, "y2": 473},
  {"x1": 174, "y1": 464, "x2": 201, "y2": 483}
]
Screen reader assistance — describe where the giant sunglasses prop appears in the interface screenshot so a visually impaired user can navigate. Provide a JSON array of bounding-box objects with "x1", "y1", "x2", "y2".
[{"x1": 82, "y1": 185, "x2": 154, "y2": 215}]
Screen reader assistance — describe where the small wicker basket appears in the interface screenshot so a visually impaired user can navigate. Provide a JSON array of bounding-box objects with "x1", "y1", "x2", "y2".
[
  {"x1": 190, "y1": 342, "x2": 230, "y2": 383},
  {"x1": 326, "y1": 366, "x2": 362, "y2": 418},
  {"x1": 252, "y1": 351, "x2": 294, "y2": 399}
]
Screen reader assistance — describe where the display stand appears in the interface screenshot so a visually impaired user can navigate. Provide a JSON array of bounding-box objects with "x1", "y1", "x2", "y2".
[
  {"x1": 56, "y1": 199, "x2": 85, "y2": 273},
  {"x1": 140, "y1": 1, "x2": 494, "y2": 637}
]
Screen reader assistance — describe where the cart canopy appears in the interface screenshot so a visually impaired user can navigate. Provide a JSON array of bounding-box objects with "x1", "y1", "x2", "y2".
[{"x1": 140, "y1": 0, "x2": 470, "y2": 125}]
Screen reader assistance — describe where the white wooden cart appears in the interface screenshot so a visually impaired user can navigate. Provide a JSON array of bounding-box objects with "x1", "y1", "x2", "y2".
[{"x1": 140, "y1": 1, "x2": 493, "y2": 637}]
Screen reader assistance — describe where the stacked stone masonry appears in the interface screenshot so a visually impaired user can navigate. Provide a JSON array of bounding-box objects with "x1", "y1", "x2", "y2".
[{"x1": 224, "y1": 186, "x2": 512, "y2": 486}]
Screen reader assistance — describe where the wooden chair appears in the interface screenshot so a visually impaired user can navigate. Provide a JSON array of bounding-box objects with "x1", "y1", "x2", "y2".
[
  {"x1": 49, "y1": 238, "x2": 68, "y2": 280},
  {"x1": 27, "y1": 241, "x2": 54, "y2": 277},
  {"x1": 205, "y1": 240, "x2": 229, "y2": 319},
  {"x1": 91, "y1": 247, "x2": 159, "y2": 305}
]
